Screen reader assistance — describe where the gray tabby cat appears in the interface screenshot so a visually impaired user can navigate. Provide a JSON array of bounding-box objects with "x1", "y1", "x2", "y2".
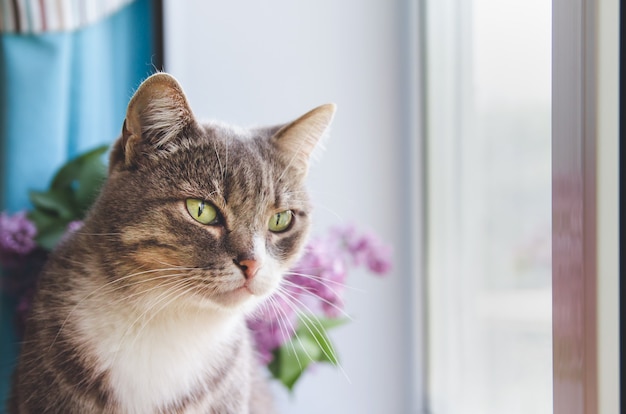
[{"x1": 9, "y1": 73, "x2": 335, "y2": 413}]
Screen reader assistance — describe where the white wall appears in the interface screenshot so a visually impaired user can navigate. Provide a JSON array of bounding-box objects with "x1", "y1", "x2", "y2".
[{"x1": 163, "y1": 1, "x2": 415, "y2": 413}]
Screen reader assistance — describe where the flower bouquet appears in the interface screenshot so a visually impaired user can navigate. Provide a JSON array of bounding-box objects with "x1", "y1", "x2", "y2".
[{"x1": 0, "y1": 146, "x2": 391, "y2": 390}]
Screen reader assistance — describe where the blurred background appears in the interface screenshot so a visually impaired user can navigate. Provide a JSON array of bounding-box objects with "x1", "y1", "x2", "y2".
[{"x1": 0, "y1": 0, "x2": 578, "y2": 413}]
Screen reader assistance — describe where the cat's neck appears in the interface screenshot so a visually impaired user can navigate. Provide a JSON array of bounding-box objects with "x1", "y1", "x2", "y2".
[{"x1": 79, "y1": 284, "x2": 248, "y2": 413}]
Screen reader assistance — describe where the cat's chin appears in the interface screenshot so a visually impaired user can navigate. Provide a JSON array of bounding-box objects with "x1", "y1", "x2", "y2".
[
  {"x1": 213, "y1": 286, "x2": 257, "y2": 308},
  {"x1": 191, "y1": 285, "x2": 270, "y2": 314}
]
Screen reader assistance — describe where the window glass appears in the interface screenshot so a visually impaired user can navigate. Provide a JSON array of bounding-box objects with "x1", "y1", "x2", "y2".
[{"x1": 425, "y1": 1, "x2": 552, "y2": 413}]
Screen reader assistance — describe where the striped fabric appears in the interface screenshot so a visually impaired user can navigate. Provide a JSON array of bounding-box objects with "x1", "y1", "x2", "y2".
[{"x1": 0, "y1": 0, "x2": 136, "y2": 33}]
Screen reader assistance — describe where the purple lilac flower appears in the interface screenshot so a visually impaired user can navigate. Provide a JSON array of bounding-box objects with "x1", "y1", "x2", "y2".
[
  {"x1": 334, "y1": 225, "x2": 393, "y2": 275},
  {"x1": 366, "y1": 246, "x2": 393, "y2": 274},
  {"x1": 287, "y1": 239, "x2": 348, "y2": 318},
  {"x1": 0, "y1": 211, "x2": 37, "y2": 267},
  {"x1": 247, "y1": 317, "x2": 281, "y2": 364},
  {"x1": 66, "y1": 220, "x2": 84, "y2": 233}
]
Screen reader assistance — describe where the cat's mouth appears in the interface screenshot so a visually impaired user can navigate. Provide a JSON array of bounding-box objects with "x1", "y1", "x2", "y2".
[
  {"x1": 210, "y1": 273, "x2": 279, "y2": 310},
  {"x1": 234, "y1": 284, "x2": 255, "y2": 296},
  {"x1": 180, "y1": 264, "x2": 280, "y2": 310}
]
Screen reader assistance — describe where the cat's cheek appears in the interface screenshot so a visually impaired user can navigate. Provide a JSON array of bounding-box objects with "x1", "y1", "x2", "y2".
[
  {"x1": 267, "y1": 232, "x2": 307, "y2": 269},
  {"x1": 130, "y1": 247, "x2": 184, "y2": 270}
]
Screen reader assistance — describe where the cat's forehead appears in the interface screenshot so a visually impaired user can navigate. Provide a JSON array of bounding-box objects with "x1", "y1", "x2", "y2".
[
  {"x1": 196, "y1": 121, "x2": 275, "y2": 160},
  {"x1": 201, "y1": 120, "x2": 255, "y2": 141},
  {"x1": 173, "y1": 121, "x2": 299, "y2": 204},
  {"x1": 195, "y1": 121, "x2": 274, "y2": 168}
]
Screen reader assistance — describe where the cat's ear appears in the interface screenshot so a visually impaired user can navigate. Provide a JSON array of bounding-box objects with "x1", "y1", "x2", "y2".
[
  {"x1": 110, "y1": 73, "x2": 196, "y2": 171},
  {"x1": 272, "y1": 103, "x2": 336, "y2": 177}
]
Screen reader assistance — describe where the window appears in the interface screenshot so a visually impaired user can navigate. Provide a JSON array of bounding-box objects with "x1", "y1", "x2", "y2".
[{"x1": 424, "y1": 1, "x2": 552, "y2": 412}]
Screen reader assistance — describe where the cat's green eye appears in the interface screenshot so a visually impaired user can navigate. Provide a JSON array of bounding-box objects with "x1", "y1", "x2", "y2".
[
  {"x1": 186, "y1": 199, "x2": 219, "y2": 225},
  {"x1": 269, "y1": 210, "x2": 293, "y2": 233}
]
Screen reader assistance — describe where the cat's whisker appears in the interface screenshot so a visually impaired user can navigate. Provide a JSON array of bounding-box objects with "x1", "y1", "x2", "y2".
[
  {"x1": 151, "y1": 259, "x2": 200, "y2": 271},
  {"x1": 213, "y1": 139, "x2": 225, "y2": 180},
  {"x1": 282, "y1": 272, "x2": 357, "y2": 310},
  {"x1": 266, "y1": 296, "x2": 314, "y2": 371},
  {"x1": 275, "y1": 289, "x2": 352, "y2": 384},
  {"x1": 264, "y1": 296, "x2": 304, "y2": 370},
  {"x1": 282, "y1": 188, "x2": 345, "y2": 220},
  {"x1": 115, "y1": 279, "x2": 196, "y2": 359},
  {"x1": 279, "y1": 280, "x2": 353, "y2": 321},
  {"x1": 73, "y1": 232, "x2": 123, "y2": 237},
  {"x1": 224, "y1": 136, "x2": 230, "y2": 180},
  {"x1": 312, "y1": 202, "x2": 346, "y2": 223},
  {"x1": 103, "y1": 274, "x2": 192, "y2": 307},
  {"x1": 285, "y1": 270, "x2": 361, "y2": 292},
  {"x1": 57, "y1": 277, "x2": 190, "y2": 336},
  {"x1": 76, "y1": 265, "x2": 184, "y2": 293},
  {"x1": 275, "y1": 288, "x2": 340, "y2": 347},
  {"x1": 47, "y1": 267, "x2": 192, "y2": 350},
  {"x1": 274, "y1": 289, "x2": 348, "y2": 380},
  {"x1": 277, "y1": 284, "x2": 352, "y2": 326}
]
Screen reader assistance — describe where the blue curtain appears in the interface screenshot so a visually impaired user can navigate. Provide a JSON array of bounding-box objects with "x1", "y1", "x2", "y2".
[{"x1": 0, "y1": 0, "x2": 156, "y2": 406}]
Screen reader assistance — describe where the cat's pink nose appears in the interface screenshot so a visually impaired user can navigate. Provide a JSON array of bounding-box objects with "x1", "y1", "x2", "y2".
[{"x1": 235, "y1": 258, "x2": 261, "y2": 280}]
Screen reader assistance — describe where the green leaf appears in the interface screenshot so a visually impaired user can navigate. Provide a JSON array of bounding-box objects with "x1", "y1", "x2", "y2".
[
  {"x1": 269, "y1": 335, "x2": 320, "y2": 391},
  {"x1": 269, "y1": 316, "x2": 347, "y2": 391},
  {"x1": 29, "y1": 188, "x2": 77, "y2": 219},
  {"x1": 34, "y1": 221, "x2": 70, "y2": 250},
  {"x1": 50, "y1": 145, "x2": 108, "y2": 191},
  {"x1": 316, "y1": 316, "x2": 349, "y2": 331},
  {"x1": 294, "y1": 316, "x2": 344, "y2": 365},
  {"x1": 25, "y1": 145, "x2": 109, "y2": 252},
  {"x1": 75, "y1": 160, "x2": 107, "y2": 212},
  {"x1": 29, "y1": 187, "x2": 78, "y2": 250},
  {"x1": 27, "y1": 209, "x2": 59, "y2": 231}
]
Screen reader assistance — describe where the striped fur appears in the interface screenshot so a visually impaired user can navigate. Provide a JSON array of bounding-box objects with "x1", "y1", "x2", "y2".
[{"x1": 9, "y1": 73, "x2": 335, "y2": 413}]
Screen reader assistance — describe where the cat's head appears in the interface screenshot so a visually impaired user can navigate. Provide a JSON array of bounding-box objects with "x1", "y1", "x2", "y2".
[{"x1": 96, "y1": 73, "x2": 334, "y2": 313}]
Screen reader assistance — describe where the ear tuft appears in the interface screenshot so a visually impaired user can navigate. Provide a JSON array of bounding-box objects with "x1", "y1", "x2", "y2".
[
  {"x1": 110, "y1": 73, "x2": 195, "y2": 170},
  {"x1": 273, "y1": 103, "x2": 336, "y2": 177}
]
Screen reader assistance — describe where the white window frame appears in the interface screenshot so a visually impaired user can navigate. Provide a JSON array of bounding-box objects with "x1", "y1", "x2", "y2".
[{"x1": 402, "y1": 0, "x2": 427, "y2": 412}]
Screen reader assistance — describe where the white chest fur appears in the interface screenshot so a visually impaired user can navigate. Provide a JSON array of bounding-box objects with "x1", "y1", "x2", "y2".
[{"x1": 79, "y1": 300, "x2": 246, "y2": 414}]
